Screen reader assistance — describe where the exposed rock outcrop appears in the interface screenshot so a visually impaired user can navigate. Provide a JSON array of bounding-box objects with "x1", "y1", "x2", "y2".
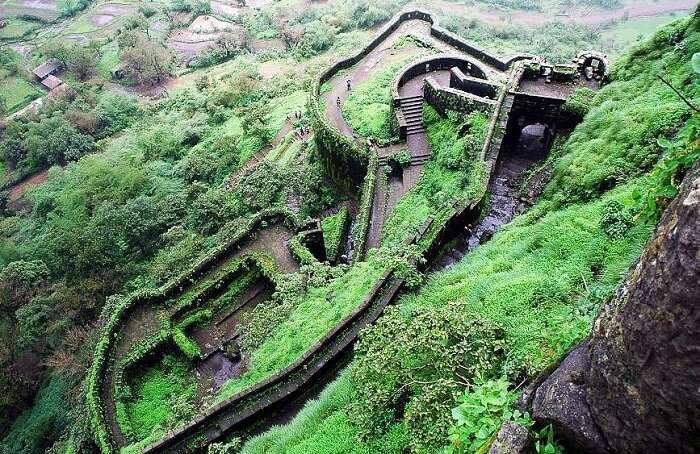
[
  {"x1": 586, "y1": 160, "x2": 700, "y2": 453},
  {"x1": 526, "y1": 160, "x2": 700, "y2": 453},
  {"x1": 488, "y1": 421, "x2": 532, "y2": 454},
  {"x1": 531, "y1": 342, "x2": 609, "y2": 453}
]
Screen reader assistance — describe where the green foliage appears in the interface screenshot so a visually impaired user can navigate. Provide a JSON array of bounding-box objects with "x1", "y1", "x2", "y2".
[
  {"x1": 382, "y1": 107, "x2": 488, "y2": 247},
  {"x1": 342, "y1": 182, "x2": 650, "y2": 452},
  {"x1": 217, "y1": 257, "x2": 386, "y2": 400},
  {"x1": 0, "y1": 259, "x2": 48, "y2": 307},
  {"x1": 352, "y1": 152, "x2": 378, "y2": 260},
  {"x1": 342, "y1": 58, "x2": 425, "y2": 141},
  {"x1": 633, "y1": 111, "x2": 699, "y2": 220},
  {"x1": 389, "y1": 149, "x2": 411, "y2": 168},
  {"x1": 123, "y1": 354, "x2": 196, "y2": 440},
  {"x1": 95, "y1": 94, "x2": 141, "y2": 136},
  {"x1": 563, "y1": 87, "x2": 597, "y2": 119},
  {"x1": 57, "y1": 0, "x2": 91, "y2": 17},
  {"x1": 321, "y1": 207, "x2": 350, "y2": 262},
  {"x1": 441, "y1": 16, "x2": 600, "y2": 63},
  {"x1": 545, "y1": 15, "x2": 699, "y2": 204},
  {"x1": 349, "y1": 301, "x2": 505, "y2": 452},
  {"x1": 172, "y1": 330, "x2": 203, "y2": 359},
  {"x1": 1, "y1": 376, "x2": 70, "y2": 454},
  {"x1": 447, "y1": 377, "x2": 529, "y2": 453},
  {"x1": 533, "y1": 424, "x2": 565, "y2": 454},
  {"x1": 600, "y1": 200, "x2": 633, "y2": 238}
]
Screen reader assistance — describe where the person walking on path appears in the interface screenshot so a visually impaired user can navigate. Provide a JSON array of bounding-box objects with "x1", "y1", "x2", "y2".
[
  {"x1": 337, "y1": 97, "x2": 341, "y2": 107},
  {"x1": 347, "y1": 79, "x2": 351, "y2": 91}
]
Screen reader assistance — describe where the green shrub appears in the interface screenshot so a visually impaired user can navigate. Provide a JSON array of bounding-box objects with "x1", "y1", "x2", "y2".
[
  {"x1": 321, "y1": 207, "x2": 350, "y2": 262},
  {"x1": 600, "y1": 200, "x2": 632, "y2": 238},
  {"x1": 447, "y1": 377, "x2": 530, "y2": 453}
]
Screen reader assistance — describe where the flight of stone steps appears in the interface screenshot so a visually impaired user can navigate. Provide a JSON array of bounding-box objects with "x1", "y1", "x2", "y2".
[
  {"x1": 399, "y1": 95, "x2": 426, "y2": 136},
  {"x1": 377, "y1": 153, "x2": 431, "y2": 167}
]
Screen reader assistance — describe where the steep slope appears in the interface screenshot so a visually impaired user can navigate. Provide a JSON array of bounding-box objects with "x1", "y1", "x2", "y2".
[{"x1": 241, "y1": 9, "x2": 699, "y2": 454}]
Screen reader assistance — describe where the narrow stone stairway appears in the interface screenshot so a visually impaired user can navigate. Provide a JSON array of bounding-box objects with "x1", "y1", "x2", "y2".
[{"x1": 400, "y1": 95, "x2": 425, "y2": 136}]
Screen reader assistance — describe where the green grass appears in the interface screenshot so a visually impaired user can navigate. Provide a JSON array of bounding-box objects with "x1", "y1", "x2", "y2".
[
  {"x1": 265, "y1": 90, "x2": 306, "y2": 136},
  {"x1": 240, "y1": 13, "x2": 700, "y2": 452},
  {"x1": 216, "y1": 258, "x2": 387, "y2": 400},
  {"x1": 0, "y1": 17, "x2": 39, "y2": 40},
  {"x1": 342, "y1": 57, "x2": 427, "y2": 141},
  {"x1": 96, "y1": 42, "x2": 120, "y2": 80},
  {"x1": 277, "y1": 139, "x2": 302, "y2": 166},
  {"x1": 124, "y1": 353, "x2": 196, "y2": 441},
  {"x1": 63, "y1": 15, "x2": 99, "y2": 34},
  {"x1": 382, "y1": 107, "x2": 489, "y2": 247},
  {"x1": 0, "y1": 75, "x2": 43, "y2": 112},
  {"x1": 321, "y1": 206, "x2": 349, "y2": 262}
]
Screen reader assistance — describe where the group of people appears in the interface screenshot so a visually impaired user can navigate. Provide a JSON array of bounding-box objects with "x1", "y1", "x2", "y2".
[
  {"x1": 297, "y1": 126, "x2": 311, "y2": 138},
  {"x1": 287, "y1": 110, "x2": 304, "y2": 121},
  {"x1": 285, "y1": 111, "x2": 311, "y2": 138}
]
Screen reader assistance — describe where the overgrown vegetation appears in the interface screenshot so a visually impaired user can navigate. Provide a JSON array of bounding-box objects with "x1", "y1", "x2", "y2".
[
  {"x1": 382, "y1": 107, "x2": 488, "y2": 246},
  {"x1": 0, "y1": 1, "x2": 697, "y2": 452},
  {"x1": 237, "y1": 10, "x2": 699, "y2": 454}
]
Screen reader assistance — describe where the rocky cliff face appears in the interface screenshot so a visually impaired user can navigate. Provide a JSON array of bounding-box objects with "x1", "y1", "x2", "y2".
[
  {"x1": 586, "y1": 159, "x2": 700, "y2": 453},
  {"x1": 526, "y1": 160, "x2": 700, "y2": 453}
]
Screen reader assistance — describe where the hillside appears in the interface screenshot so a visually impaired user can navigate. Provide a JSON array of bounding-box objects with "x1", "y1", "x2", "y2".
[{"x1": 0, "y1": 1, "x2": 697, "y2": 453}]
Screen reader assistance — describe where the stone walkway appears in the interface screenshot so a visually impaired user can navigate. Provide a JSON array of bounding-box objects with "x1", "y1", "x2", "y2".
[{"x1": 321, "y1": 20, "x2": 479, "y2": 252}]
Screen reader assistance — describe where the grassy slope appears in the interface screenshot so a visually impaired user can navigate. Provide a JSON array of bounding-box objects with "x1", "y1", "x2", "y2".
[{"x1": 242, "y1": 11, "x2": 699, "y2": 454}]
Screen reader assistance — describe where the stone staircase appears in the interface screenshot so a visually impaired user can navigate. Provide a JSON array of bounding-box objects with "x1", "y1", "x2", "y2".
[
  {"x1": 399, "y1": 95, "x2": 425, "y2": 136},
  {"x1": 378, "y1": 153, "x2": 431, "y2": 167}
]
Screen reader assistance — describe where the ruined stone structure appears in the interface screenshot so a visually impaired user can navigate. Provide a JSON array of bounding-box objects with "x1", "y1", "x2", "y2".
[{"x1": 90, "y1": 9, "x2": 611, "y2": 453}]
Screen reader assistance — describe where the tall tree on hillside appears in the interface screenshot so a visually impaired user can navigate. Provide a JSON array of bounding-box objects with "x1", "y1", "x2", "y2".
[{"x1": 118, "y1": 32, "x2": 174, "y2": 85}]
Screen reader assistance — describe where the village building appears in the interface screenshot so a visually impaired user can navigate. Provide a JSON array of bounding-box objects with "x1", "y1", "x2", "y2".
[{"x1": 32, "y1": 59, "x2": 62, "y2": 82}]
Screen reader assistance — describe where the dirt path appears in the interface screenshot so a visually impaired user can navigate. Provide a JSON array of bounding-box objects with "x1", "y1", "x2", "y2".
[
  {"x1": 6, "y1": 169, "x2": 49, "y2": 210},
  {"x1": 322, "y1": 19, "x2": 433, "y2": 139}
]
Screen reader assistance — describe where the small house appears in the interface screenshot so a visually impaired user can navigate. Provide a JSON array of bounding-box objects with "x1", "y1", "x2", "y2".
[
  {"x1": 32, "y1": 59, "x2": 62, "y2": 81},
  {"x1": 41, "y1": 74, "x2": 64, "y2": 90}
]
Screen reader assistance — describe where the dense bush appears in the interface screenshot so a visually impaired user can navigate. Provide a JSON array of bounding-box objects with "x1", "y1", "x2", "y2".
[{"x1": 321, "y1": 207, "x2": 350, "y2": 262}]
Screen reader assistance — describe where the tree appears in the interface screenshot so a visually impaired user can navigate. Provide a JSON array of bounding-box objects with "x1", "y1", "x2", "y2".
[
  {"x1": 0, "y1": 260, "x2": 49, "y2": 309},
  {"x1": 119, "y1": 33, "x2": 174, "y2": 85},
  {"x1": 215, "y1": 30, "x2": 249, "y2": 58},
  {"x1": 42, "y1": 41, "x2": 96, "y2": 80},
  {"x1": 66, "y1": 46, "x2": 96, "y2": 81}
]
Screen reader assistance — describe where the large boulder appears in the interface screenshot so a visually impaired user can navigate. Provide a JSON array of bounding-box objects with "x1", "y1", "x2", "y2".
[
  {"x1": 531, "y1": 342, "x2": 609, "y2": 453},
  {"x1": 586, "y1": 162, "x2": 700, "y2": 453},
  {"x1": 488, "y1": 421, "x2": 531, "y2": 454},
  {"x1": 526, "y1": 160, "x2": 700, "y2": 453}
]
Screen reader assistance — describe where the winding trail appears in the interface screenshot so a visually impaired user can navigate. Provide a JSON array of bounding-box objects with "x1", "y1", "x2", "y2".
[{"x1": 321, "y1": 18, "x2": 511, "y2": 253}]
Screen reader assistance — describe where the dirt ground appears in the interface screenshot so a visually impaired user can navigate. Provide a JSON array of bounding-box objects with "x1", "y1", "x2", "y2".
[
  {"x1": 22, "y1": 0, "x2": 56, "y2": 11},
  {"x1": 7, "y1": 168, "x2": 49, "y2": 208}
]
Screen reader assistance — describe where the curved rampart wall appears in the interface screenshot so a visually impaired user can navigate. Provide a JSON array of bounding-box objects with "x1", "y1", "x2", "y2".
[
  {"x1": 309, "y1": 8, "x2": 531, "y2": 189},
  {"x1": 424, "y1": 77, "x2": 497, "y2": 117},
  {"x1": 87, "y1": 208, "x2": 302, "y2": 454}
]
